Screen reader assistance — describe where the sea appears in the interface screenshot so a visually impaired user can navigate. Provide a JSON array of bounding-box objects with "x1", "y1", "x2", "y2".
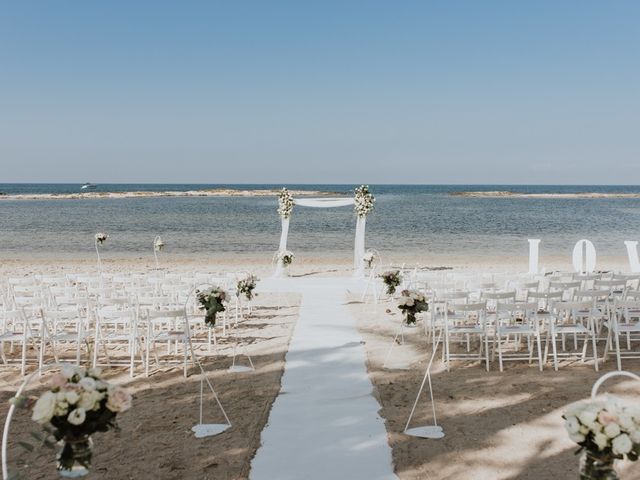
[{"x1": 0, "y1": 184, "x2": 639, "y2": 261}]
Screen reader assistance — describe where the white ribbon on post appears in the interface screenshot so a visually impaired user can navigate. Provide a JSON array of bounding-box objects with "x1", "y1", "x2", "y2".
[
  {"x1": 354, "y1": 216, "x2": 366, "y2": 277},
  {"x1": 528, "y1": 239, "x2": 541, "y2": 275}
]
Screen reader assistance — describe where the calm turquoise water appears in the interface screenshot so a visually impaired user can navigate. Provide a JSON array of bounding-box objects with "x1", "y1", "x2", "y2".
[{"x1": 0, "y1": 184, "x2": 639, "y2": 259}]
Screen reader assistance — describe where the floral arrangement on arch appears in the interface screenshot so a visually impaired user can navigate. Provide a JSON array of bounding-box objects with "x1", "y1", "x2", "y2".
[
  {"x1": 237, "y1": 274, "x2": 259, "y2": 301},
  {"x1": 379, "y1": 270, "x2": 402, "y2": 295},
  {"x1": 275, "y1": 250, "x2": 294, "y2": 267},
  {"x1": 397, "y1": 289, "x2": 429, "y2": 325},
  {"x1": 277, "y1": 188, "x2": 294, "y2": 219},
  {"x1": 563, "y1": 396, "x2": 640, "y2": 477},
  {"x1": 354, "y1": 185, "x2": 375, "y2": 218},
  {"x1": 94, "y1": 233, "x2": 108, "y2": 245},
  {"x1": 363, "y1": 250, "x2": 377, "y2": 268},
  {"x1": 13, "y1": 365, "x2": 131, "y2": 474},
  {"x1": 197, "y1": 287, "x2": 227, "y2": 327}
]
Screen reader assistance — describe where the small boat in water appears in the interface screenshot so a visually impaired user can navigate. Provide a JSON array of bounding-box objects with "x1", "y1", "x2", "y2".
[{"x1": 81, "y1": 183, "x2": 97, "y2": 190}]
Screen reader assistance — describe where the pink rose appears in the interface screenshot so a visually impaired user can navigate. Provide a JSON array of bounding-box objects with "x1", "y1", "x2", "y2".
[
  {"x1": 598, "y1": 411, "x2": 618, "y2": 426},
  {"x1": 106, "y1": 387, "x2": 132, "y2": 413},
  {"x1": 50, "y1": 373, "x2": 67, "y2": 389}
]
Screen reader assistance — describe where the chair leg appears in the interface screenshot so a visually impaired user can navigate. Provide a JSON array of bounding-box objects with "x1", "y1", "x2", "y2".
[{"x1": 536, "y1": 334, "x2": 543, "y2": 372}]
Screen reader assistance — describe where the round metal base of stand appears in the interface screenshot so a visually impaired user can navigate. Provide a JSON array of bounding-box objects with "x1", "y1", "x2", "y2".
[
  {"x1": 404, "y1": 426, "x2": 445, "y2": 439},
  {"x1": 192, "y1": 423, "x2": 230, "y2": 438},
  {"x1": 227, "y1": 365, "x2": 255, "y2": 373}
]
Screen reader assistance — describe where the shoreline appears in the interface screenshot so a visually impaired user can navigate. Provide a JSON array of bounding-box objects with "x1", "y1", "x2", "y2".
[
  {"x1": 451, "y1": 191, "x2": 640, "y2": 198},
  {"x1": 0, "y1": 188, "x2": 342, "y2": 201}
]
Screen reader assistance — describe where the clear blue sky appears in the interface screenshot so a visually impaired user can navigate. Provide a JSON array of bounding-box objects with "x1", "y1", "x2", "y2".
[{"x1": 1, "y1": 1, "x2": 638, "y2": 184}]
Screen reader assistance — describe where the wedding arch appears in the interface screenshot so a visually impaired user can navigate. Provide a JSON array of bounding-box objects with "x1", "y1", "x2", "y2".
[{"x1": 274, "y1": 186, "x2": 375, "y2": 277}]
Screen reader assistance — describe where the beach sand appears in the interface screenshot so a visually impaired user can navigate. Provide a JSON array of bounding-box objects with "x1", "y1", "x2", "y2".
[
  {"x1": 1, "y1": 256, "x2": 639, "y2": 479},
  {"x1": 0, "y1": 287, "x2": 300, "y2": 479},
  {"x1": 350, "y1": 297, "x2": 640, "y2": 480}
]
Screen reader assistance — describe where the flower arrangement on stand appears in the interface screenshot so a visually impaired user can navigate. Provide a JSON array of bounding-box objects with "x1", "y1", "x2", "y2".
[
  {"x1": 354, "y1": 185, "x2": 375, "y2": 218},
  {"x1": 397, "y1": 290, "x2": 429, "y2": 326},
  {"x1": 275, "y1": 250, "x2": 294, "y2": 268},
  {"x1": 363, "y1": 250, "x2": 377, "y2": 268},
  {"x1": 379, "y1": 270, "x2": 402, "y2": 295},
  {"x1": 237, "y1": 275, "x2": 259, "y2": 301},
  {"x1": 563, "y1": 397, "x2": 640, "y2": 479},
  {"x1": 94, "y1": 233, "x2": 108, "y2": 245},
  {"x1": 197, "y1": 287, "x2": 227, "y2": 327},
  {"x1": 277, "y1": 188, "x2": 294, "y2": 219},
  {"x1": 14, "y1": 365, "x2": 131, "y2": 477},
  {"x1": 154, "y1": 236, "x2": 165, "y2": 251}
]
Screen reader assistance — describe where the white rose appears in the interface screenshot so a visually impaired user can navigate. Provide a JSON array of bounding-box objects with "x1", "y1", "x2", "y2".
[
  {"x1": 67, "y1": 408, "x2": 86, "y2": 426},
  {"x1": 604, "y1": 422, "x2": 621, "y2": 438},
  {"x1": 630, "y1": 428, "x2": 640, "y2": 444},
  {"x1": 88, "y1": 367, "x2": 102, "y2": 378},
  {"x1": 78, "y1": 377, "x2": 97, "y2": 391},
  {"x1": 65, "y1": 390, "x2": 80, "y2": 405},
  {"x1": 612, "y1": 433, "x2": 633, "y2": 455},
  {"x1": 78, "y1": 390, "x2": 102, "y2": 411},
  {"x1": 569, "y1": 432, "x2": 586, "y2": 444},
  {"x1": 578, "y1": 409, "x2": 599, "y2": 429},
  {"x1": 61, "y1": 364, "x2": 76, "y2": 379},
  {"x1": 32, "y1": 392, "x2": 56, "y2": 424},
  {"x1": 565, "y1": 416, "x2": 580, "y2": 435},
  {"x1": 594, "y1": 432, "x2": 609, "y2": 451},
  {"x1": 618, "y1": 414, "x2": 634, "y2": 431},
  {"x1": 54, "y1": 401, "x2": 69, "y2": 417},
  {"x1": 405, "y1": 297, "x2": 415, "y2": 307}
]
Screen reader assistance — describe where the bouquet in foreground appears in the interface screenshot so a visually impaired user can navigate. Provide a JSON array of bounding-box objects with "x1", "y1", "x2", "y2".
[
  {"x1": 13, "y1": 365, "x2": 131, "y2": 477},
  {"x1": 379, "y1": 270, "x2": 402, "y2": 295},
  {"x1": 237, "y1": 274, "x2": 259, "y2": 301},
  {"x1": 564, "y1": 396, "x2": 640, "y2": 479},
  {"x1": 197, "y1": 287, "x2": 227, "y2": 327},
  {"x1": 397, "y1": 289, "x2": 429, "y2": 325}
]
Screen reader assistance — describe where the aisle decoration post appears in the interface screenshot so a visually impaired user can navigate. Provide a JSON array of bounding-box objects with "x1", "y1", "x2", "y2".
[
  {"x1": 237, "y1": 275, "x2": 259, "y2": 302},
  {"x1": 397, "y1": 289, "x2": 429, "y2": 326},
  {"x1": 353, "y1": 185, "x2": 375, "y2": 277},
  {"x1": 274, "y1": 189, "x2": 294, "y2": 277},
  {"x1": 94, "y1": 233, "x2": 108, "y2": 272},
  {"x1": 563, "y1": 371, "x2": 640, "y2": 479},
  {"x1": 197, "y1": 287, "x2": 227, "y2": 327},
  {"x1": 380, "y1": 270, "x2": 402, "y2": 296},
  {"x1": 153, "y1": 236, "x2": 165, "y2": 269},
  {"x1": 12, "y1": 365, "x2": 131, "y2": 477}
]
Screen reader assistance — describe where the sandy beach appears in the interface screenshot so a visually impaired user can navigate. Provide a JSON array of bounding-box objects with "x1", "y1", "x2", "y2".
[{"x1": 1, "y1": 256, "x2": 639, "y2": 479}]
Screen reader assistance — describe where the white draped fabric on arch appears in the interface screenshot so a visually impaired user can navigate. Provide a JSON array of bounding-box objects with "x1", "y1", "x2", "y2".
[{"x1": 275, "y1": 197, "x2": 367, "y2": 277}]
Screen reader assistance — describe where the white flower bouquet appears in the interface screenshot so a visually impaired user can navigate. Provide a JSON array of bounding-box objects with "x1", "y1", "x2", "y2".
[
  {"x1": 277, "y1": 188, "x2": 294, "y2": 219},
  {"x1": 397, "y1": 289, "x2": 429, "y2": 325},
  {"x1": 13, "y1": 365, "x2": 131, "y2": 474},
  {"x1": 379, "y1": 270, "x2": 402, "y2": 295},
  {"x1": 197, "y1": 287, "x2": 227, "y2": 327},
  {"x1": 363, "y1": 250, "x2": 377, "y2": 268},
  {"x1": 237, "y1": 274, "x2": 259, "y2": 301},
  {"x1": 564, "y1": 396, "x2": 640, "y2": 477},
  {"x1": 94, "y1": 233, "x2": 108, "y2": 245},
  {"x1": 354, "y1": 185, "x2": 375, "y2": 218},
  {"x1": 276, "y1": 250, "x2": 294, "y2": 267}
]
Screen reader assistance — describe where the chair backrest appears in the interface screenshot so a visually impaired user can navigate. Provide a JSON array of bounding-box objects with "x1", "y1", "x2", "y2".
[
  {"x1": 450, "y1": 301, "x2": 487, "y2": 312},
  {"x1": 593, "y1": 279, "x2": 627, "y2": 291},
  {"x1": 612, "y1": 299, "x2": 640, "y2": 312},
  {"x1": 482, "y1": 291, "x2": 516, "y2": 301},
  {"x1": 437, "y1": 291, "x2": 469, "y2": 302},
  {"x1": 553, "y1": 300, "x2": 594, "y2": 318}
]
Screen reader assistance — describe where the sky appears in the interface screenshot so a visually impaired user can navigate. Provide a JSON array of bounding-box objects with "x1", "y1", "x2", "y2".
[{"x1": 0, "y1": 1, "x2": 639, "y2": 184}]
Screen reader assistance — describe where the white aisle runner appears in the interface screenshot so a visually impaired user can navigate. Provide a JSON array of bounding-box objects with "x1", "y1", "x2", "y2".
[{"x1": 251, "y1": 278, "x2": 397, "y2": 480}]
